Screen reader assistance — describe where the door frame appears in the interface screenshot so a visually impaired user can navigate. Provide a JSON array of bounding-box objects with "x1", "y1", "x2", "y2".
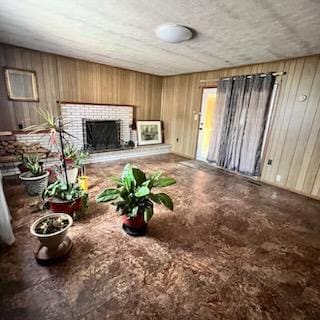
[{"x1": 195, "y1": 86, "x2": 217, "y2": 161}]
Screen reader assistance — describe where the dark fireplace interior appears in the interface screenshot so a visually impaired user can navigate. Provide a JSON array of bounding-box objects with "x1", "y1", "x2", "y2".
[{"x1": 84, "y1": 120, "x2": 121, "y2": 152}]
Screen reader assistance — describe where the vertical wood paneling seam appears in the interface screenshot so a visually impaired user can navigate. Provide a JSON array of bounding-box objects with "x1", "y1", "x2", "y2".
[
  {"x1": 310, "y1": 129, "x2": 320, "y2": 194},
  {"x1": 273, "y1": 58, "x2": 305, "y2": 182},
  {"x1": 289, "y1": 57, "x2": 320, "y2": 189},
  {"x1": 301, "y1": 95, "x2": 320, "y2": 190},
  {"x1": 285, "y1": 59, "x2": 317, "y2": 186}
]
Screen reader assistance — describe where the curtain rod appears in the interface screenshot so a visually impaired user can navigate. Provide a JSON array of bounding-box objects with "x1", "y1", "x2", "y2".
[{"x1": 200, "y1": 71, "x2": 286, "y2": 83}]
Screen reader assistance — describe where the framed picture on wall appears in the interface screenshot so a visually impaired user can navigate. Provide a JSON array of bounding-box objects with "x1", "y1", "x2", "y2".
[
  {"x1": 4, "y1": 67, "x2": 39, "y2": 101},
  {"x1": 136, "y1": 120, "x2": 162, "y2": 145}
]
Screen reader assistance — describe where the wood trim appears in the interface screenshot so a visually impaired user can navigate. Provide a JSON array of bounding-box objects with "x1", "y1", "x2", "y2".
[
  {"x1": 57, "y1": 100, "x2": 136, "y2": 108},
  {"x1": 171, "y1": 151, "x2": 194, "y2": 160},
  {"x1": 261, "y1": 179, "x2": 320, "y2": 201}
]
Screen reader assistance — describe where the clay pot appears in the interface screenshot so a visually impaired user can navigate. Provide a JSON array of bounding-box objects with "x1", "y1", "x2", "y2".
[
  {"x1": 122, "y1": 212, "x2": 147, "y2": 236},
  {"x1": 62, "y1": 157, "x2": 74, "y2": 168},
  {"x1": 19, "y1": 171, "x2": 49, "y2": 196},
  {"x1": 30, "y1": 213, "x2": 73, "y2": 253},
  {"x1": 48, "y1": 197, "x2": 82, "y2": 215}
]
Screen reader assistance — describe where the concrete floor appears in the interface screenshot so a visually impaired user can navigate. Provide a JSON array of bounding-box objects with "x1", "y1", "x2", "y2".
[{"x1": 1, "y1": 154, "x2": 320, "y2": 319}]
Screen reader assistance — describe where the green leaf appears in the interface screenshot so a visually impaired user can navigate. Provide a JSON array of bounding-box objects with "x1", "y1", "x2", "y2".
[
  {"x1": 121, "y1": 164, "x2": 136, "y2": 191},
  {"x1": 149, "y1": 193, "x2": 161, "y2": 204},
  {"x1": 132, "y1": 168, "x2": 146, "y2": 186},
  {"x1": 153, "y1": 177, "x2": 176, "y2": 187},
  {"x1": 65, "y1": 193, "x2": 72, "y2": 201},
  {"x1": 96, "y1": 189, "x2": 120, "y2": 203},
  {"x1": 131, "y1": 206, "x2": 139, "y2": 217},
  {"x1": 153, "y1": 193, "x2": 174, "y2": 211},
  {"x1": 144, "y1": 206, "x2": 153, "y2": 222},
  {"x1": 135, "y1": 186, "x2": 150, "y2": 197},
  {"x1": 150, "y1": 170, "x2": 162, "y2": 181},
  {"x1": 146, "y1": 170, "x2": 163, "y2": 188},
  {"x1": 110, "y1": 176, "x2": 122, "y2": 185}
]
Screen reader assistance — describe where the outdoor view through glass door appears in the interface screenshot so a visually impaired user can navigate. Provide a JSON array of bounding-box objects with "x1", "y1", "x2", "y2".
[{"x1": 196, "y1": 88, "x2": 217, "y2": 161}]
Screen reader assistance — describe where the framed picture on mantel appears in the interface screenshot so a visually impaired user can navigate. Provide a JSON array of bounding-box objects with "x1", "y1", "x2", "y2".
[{"x1": 136, "y1": 120, "x2": 162, "y2": 145}]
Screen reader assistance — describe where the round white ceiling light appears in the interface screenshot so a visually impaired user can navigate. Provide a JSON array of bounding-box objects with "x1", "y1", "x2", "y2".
[{"x1": 155, "y1": 24, "x2": 193, "y2": 43}]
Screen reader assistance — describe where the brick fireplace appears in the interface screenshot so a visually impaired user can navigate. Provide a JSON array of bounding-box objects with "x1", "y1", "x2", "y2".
[{"x1": 61, "y1": 103, "x2": 134, "y2": 150}]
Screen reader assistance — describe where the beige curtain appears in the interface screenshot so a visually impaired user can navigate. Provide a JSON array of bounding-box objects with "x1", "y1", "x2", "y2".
[{"x1": 207, "y1": 73, "x2": 275, "y2": 176}]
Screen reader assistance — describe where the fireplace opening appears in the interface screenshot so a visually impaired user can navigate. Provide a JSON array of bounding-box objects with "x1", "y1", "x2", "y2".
[{"x1": 84, "y1": 120, "x2": 121, "y2": 152}]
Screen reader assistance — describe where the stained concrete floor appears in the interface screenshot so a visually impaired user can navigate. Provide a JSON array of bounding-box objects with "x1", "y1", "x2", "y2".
[{"x1": 1, "y1": 154, "x2": 320, "y2": 320}]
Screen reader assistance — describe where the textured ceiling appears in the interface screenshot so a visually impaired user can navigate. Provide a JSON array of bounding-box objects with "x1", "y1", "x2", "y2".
[{"x1": 0, "y1": 0, "x2": 320, "y2": 75}]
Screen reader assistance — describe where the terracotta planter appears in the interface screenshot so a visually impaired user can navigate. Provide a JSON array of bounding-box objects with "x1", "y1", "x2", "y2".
[
  {"x1": 62, "y1": 157, "x2": 74, "y2": 168},
  {"x1": 30, "y1": 213, "x2": 73, "y2": 253},
  {"x1": 19, "y1": 171, "x2": 49, "y2": 196},
  {"x1": 48, "y1": 197, "x2": 82, "y2": 215},
  {"x1": 122, "y1": 212, "x2": 147, "y2": 236}
]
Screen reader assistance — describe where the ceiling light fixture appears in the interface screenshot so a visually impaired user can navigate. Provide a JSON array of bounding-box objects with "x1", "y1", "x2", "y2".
[{"x1": 155, "y1": 24, "x2": 193, "y2": 43}]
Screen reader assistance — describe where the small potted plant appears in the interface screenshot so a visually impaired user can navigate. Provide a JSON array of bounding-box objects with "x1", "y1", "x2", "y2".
[
  {"x1": 96, "y1": 164, "x2": 176, "y2": 236},
  {"x1": 62, "y1": 143, "x2": 89, "y2": 183},
  {"x1": 63, "y1": 143, "x2": 78, "y2": 166},
  {"x1": 43, "y1": 179, "x2": 88, "y2": 215},
  {"x1": 17, "y1": 153, "x2": 45, "y2": 173},
  {"x1": 30, "y1": 212, "x2": 73, "y2": 255},
  {"x1": 19, "y1": 153, "x2": 49, "y2": 196}
]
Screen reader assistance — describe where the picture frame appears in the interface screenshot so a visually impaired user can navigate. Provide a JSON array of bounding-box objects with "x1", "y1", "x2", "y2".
[
  {"x1": 136, "y1": 120, "x2": 162, "y2": 145},
  {"x1": 4, "y1": 67, "x2": 39, "y2": 102}
]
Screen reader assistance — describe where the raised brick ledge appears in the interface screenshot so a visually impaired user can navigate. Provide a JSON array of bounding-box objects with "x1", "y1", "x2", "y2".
[
  {"x1": 86, "y1": 144, "x2": 171, "y2": 164},
  {"x1": 0, "y1": 144, "x2": 171, "y2": 176}
]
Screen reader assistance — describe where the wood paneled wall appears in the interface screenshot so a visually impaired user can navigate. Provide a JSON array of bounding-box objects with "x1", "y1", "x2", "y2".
[
  {"x1": 1, "y1": 43, "x2": 319, "y2": 198},
  {"x1": 0, "y1": 44, "x2": 162, "y2": 130},
  {"x1": 161, "y1": 55, "x2": 320, "y2": 199}
]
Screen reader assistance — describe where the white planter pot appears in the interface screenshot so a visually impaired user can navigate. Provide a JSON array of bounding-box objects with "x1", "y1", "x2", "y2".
[
  {"x1": 19, "y1": 171, "x2": 49, "y2": 196},
  {"x1": 30, "y1": 213, "x2": 73, "y2": 252},
  {"x1": 66, "y1": 168, "x2": 79, "y2": 184}
]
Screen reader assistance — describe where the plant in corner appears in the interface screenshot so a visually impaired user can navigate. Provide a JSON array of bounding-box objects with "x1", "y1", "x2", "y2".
[
  {"x1": 19, "y1": 153, "x2": 49, "y2": 196},
  {"x1": 96, "y1": 164, "x2": 176, "y2": 236}
]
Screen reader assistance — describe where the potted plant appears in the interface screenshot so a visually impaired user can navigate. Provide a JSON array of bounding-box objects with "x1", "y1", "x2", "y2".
[
  {"x1": 43, "y1": 179, "x2": 88, "y2": 215},
  {"x1": 30, "y1": 213, "x2": 73, "y2": 255},
  {"x1": 63, "y1": 144, "x2": 89, "y2": 183},
  {"x1": 63, "y1": 142, "x2": 78, "y2": 166},
  {"x1": 17, "y1": 153, "x2": 44, "y2": 173},
  {"x1": 19, "y1": 153, "x2": 49, "y2": 196},
  {"x1": 96, "y1": 164, "x2": 176, "y2": 236}
]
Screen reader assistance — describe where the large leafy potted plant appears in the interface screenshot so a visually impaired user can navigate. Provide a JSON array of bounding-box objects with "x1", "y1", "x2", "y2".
[
  {"x1": 96, "y1": 164, "x2": 176, "y2": 236},
  {"x1": 43, "y1": 179, "x2": 88, "y2": 215},
  {"x1": 19, "y1": 153, "x2": 49, "y2": 196}
]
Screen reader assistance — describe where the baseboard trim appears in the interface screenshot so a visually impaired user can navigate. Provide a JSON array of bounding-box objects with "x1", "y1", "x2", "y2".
[
  {"x1": 260, "y1": 179, "x2": 320, "y2": 201},
  {"x1": 171, "y1": 151, "x2": 194, "y2": 160}
]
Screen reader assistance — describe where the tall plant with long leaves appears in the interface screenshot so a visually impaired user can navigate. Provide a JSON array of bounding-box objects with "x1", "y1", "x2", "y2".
[
  {"x1": 23, "y1": 107, "x2": 75, "y2": 186},
  {"x1": 96, "y1": 164, "x2": 176, "y2": 222}
]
